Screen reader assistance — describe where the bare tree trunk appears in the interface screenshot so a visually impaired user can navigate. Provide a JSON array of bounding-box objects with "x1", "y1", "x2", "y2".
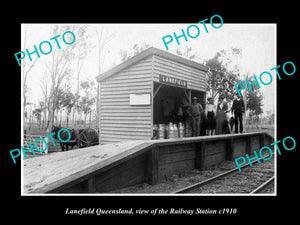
[
  {"x1": 94, "y1": 26, "x2": 115, "y2": 134},
  {"x1": 89, "y1": 110, "x2": 92, "y2": 128}
]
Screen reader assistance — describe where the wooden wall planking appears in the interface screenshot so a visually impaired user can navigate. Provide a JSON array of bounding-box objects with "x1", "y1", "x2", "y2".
[
  {"x1": 93, "y1": 154, "x2": 145, "y2": 192},
  {"x1": 99, "y1": 57, "x2": 153, "y2": 143},
  {"x1": 157, "y1": 143, "x2": 195, "y2": 180},
  {"x1": 152, "y1": 55, "x2": 207, "y2": 92},
  {"x1": 62, "y1": 154, "x2": 146, "y2": 193},
  {"x1": 249, "y1": 135, "x2": 261, "y2": 153},
  {"x1": 231, "y1": 138, "x2": 247, "y2": 158},
  {"x1": 159, "y1": 159, "x2": 195, "y2": 181},
  {"x1": 159, "y1": 149, "x2": 195, "y2": 165},
  {"x1": 203, "y1": 140, "x2": 226, "y2": 168},
  {"x1": 156, "y1": 140, "x2": 227, "y2": 179},
  {"x1": 205, "y1": 140, "x2": 226, "y2": 156}
]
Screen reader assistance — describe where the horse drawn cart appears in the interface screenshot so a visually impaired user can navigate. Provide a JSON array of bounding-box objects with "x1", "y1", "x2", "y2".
[
  {"x1": 77, "y1": 128, "x2": 99, "y2": 148},
  {"x1": 52, "y1": 126, "x2": 99, "y2": 151}
]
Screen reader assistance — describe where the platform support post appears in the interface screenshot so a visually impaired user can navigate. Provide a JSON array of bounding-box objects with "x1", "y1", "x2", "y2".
[
  {"x1": 259, "y1": 133, "x2": 265, "y2": 148},
  {"x1": 144, "y1": 146, "x2": 159, "y2": 185},
  {"x1": 245, "y1": 136, "x2": 252, "y2": 155},
  {"x1": 195, "y1": 141, "x2": 206, "y2": 170},
  {"x1": 226, "y1": 138, "x2": 233, "y2": 160},
  {"x1": 87, "y1": 176, "x2": 96, "y2": 193}
]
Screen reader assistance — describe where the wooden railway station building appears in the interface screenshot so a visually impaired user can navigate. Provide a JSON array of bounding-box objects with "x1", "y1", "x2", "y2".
[
  {"x1": 23, "y1": 48, "x2": 275, "y2": 194},
  {"x1": 96, "y1": 47, "x2": 209, "y2": 144}
]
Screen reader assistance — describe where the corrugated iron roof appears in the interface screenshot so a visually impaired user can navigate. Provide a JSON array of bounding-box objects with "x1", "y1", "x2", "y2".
[{"x1": 96, "y1": 47, "x2": 209, "y2": 82}]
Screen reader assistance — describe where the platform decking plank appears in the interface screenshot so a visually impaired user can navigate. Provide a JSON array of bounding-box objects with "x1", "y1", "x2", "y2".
[{"x1": 23, "y1": 140, "x2": 152, "y2": 193}]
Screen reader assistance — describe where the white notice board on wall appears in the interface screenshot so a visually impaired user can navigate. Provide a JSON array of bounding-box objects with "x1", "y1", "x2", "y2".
[{"x1": 129, "y1": 94, "x2": 151, "y2": 105}]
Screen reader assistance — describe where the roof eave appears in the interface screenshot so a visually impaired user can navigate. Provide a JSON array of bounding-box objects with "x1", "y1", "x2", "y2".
[{"x1": 96, "y1": 47, "x2": 209, "y2": 82}]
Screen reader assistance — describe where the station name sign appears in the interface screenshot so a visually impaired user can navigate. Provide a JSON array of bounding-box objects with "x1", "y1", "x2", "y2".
[{"x1": 159, "y1": 75, "x2": 187, "y2": 88}]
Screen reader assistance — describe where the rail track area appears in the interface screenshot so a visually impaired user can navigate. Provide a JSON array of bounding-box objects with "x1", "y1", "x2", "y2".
[
  {"x1": 173, "y1": 159, "x2": 274, "y2": 194},
  {"x1": 110, "y1": 155, "x2": 275, "y2": 194}
]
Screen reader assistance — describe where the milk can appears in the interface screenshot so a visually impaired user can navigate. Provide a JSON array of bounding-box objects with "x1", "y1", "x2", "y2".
[
  {"x1": 158, "y1": 124, "x2": 165, "y2": 139},
  {"x1": 173, "y1": 123, "x2": 178, "y2": 139},
  {"x1": 167, "y1": 122, "x2": 174, "y2": 139},
  {"x1": 185, "y1": 121, "x2": 192, "y2": 137},
  {"x1": 178, "y1": 122, "x2": 185, "y2": 138},
  {"x1": 152, "y1": 124, "x2": 158, "y2": 139}
]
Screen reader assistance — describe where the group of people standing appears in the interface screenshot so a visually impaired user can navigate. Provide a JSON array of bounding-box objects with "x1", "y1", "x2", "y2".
[{"x1": 186, "y1": 94, "x2": 245, "y2": 137}]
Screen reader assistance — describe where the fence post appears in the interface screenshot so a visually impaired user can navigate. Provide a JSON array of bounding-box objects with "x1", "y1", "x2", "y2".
[
  {"x1": 43, "y1": 136, "x2": 48, "y2": 154},
  {"x1": 44, "y1": 135, "x2": 50, "y2": 154}
]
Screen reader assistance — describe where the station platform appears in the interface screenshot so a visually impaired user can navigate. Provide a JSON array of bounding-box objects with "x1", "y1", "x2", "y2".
[{"x1": 23, "y1": 132, "x2": 274, "y2": 194}]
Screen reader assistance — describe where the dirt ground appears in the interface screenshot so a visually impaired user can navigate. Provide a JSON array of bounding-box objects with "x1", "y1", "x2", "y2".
[
  {"x1": 244, "y1": 125, "x2": 274, "y2": 138},
  {"x1": 108, "y1": 157, "x2": 275, "y2": 194}
]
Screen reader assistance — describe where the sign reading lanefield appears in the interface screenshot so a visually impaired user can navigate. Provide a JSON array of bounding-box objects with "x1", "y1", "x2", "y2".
[{"x1": 159, "y1": 75, "x2": 187, "y2": 88}]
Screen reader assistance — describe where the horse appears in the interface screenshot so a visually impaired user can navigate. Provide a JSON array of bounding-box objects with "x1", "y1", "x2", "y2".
[{"x1": 52, "y1": 125, "x2": 78, "y2": 151}]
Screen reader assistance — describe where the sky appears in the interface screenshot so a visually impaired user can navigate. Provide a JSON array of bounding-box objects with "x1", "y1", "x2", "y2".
[{"x1": 22, "y1": 23, "x2": 276, "y2": 115}]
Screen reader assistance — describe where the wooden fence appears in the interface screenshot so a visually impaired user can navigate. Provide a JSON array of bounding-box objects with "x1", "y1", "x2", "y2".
[{"x1": 23, "y1": 135, "x2": 48, "y2": 154}]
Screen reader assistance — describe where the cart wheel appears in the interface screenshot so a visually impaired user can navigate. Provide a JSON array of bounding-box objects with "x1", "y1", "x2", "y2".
[{"x1": 77, "y1": 128, "x2": 99, "y2": 148}]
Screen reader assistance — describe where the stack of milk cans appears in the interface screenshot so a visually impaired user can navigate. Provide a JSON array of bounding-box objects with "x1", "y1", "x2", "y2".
[{"x1": 153, "y1": 122, "x2": 189, "y2": 140}]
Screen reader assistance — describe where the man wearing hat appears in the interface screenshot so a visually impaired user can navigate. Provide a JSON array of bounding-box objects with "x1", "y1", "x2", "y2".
[
  {"x1": 231, "y1": 93, "x2": 245, "y2": 133},
  {"x1": 187, "y1": 97, "x2": 203, "y2": 137}
]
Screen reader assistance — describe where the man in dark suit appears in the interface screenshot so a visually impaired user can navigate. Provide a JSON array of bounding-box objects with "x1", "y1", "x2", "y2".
[{"x1": 231, "y1": 94, "x2": 245, "y2": 133}]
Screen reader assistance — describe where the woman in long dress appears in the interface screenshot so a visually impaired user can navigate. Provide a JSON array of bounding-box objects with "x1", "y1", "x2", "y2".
[
  {"x1": 215, "y1": 95, "x2": 230, "y2": 135},
  {"x1": 205, "y1": 97, "x2": 216, "y2": 135}
]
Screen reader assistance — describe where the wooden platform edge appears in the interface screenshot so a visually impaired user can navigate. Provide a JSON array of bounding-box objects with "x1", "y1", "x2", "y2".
[
  {"x1": 28, "y1": 131, "x2": 274, "y2": 194},
  {"x1": 29, "y1": 142, "x2": 155, "y2": 193}
]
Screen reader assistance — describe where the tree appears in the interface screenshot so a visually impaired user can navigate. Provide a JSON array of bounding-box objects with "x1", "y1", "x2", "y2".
[
  {"x1": 119, "y1": 43, "x2": 150, "y2": 62},
  {"x1": 46, "y1": 25, "x2": 89, "y2": 133},
  {"x1": 72, "y1": 25, "x2": 92, "y2": 128},
  {"x1": 32, "y1": 101, "x2": 47, "y2": 129},
  {"x1": 247, "y1": 90, "x2": 263, "y2": 115},
  {"x1": 52, "y1": 83, "x2": 78, "y2": 127},
  {"x1": 78, "y1": 80, "x2": 96, "y2": 126},
  {"x1": 32, "y1": 108, "x2": 42, "y2": 128},
  {"x1": 264, "y1": 110, "x2": 274, "y2": 125},
  {"x1": 46, "y1": 25, "x2": 74, "y2": 133},
  {"x1": 94, "y1": 26, "x2": 115, "y2": 74},
  {"x1": 175, "y1": 46, "x2": 197, "y2": 60},
  {"x1": 62, "y1": 90, "x2": 77, "y2": 127},
  {"x1": 244, "y1": 75, "x2": 264, "y2": 117},
  {"x1": 204, "y1": 48, "x2": 242, "y2": 103},
  {"x1": 94, "y1": 26, "x2": 115, "y2": 131},
  {"x1": 39, "y1": 72, "x2": 50, "y2": 129},
  {"x1": 22, "y1": 25, "x2": 38, "y2": 129},
  {"x1": 174, "y1": 46, "x2": 264, "y2": 119},
  {"x1": 173, "y1": 47, "x2": 241, "y2": 104}
]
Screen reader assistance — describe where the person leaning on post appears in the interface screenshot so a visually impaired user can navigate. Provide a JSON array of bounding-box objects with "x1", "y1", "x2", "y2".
[{"x1": 187, "y1": 97, "x2": 203, "y2": 137}]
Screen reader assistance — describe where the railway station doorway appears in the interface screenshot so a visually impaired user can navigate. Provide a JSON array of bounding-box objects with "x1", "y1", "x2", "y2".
[{"x1": 153, "y1": 82, "x2": 206, "y2": 125}]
